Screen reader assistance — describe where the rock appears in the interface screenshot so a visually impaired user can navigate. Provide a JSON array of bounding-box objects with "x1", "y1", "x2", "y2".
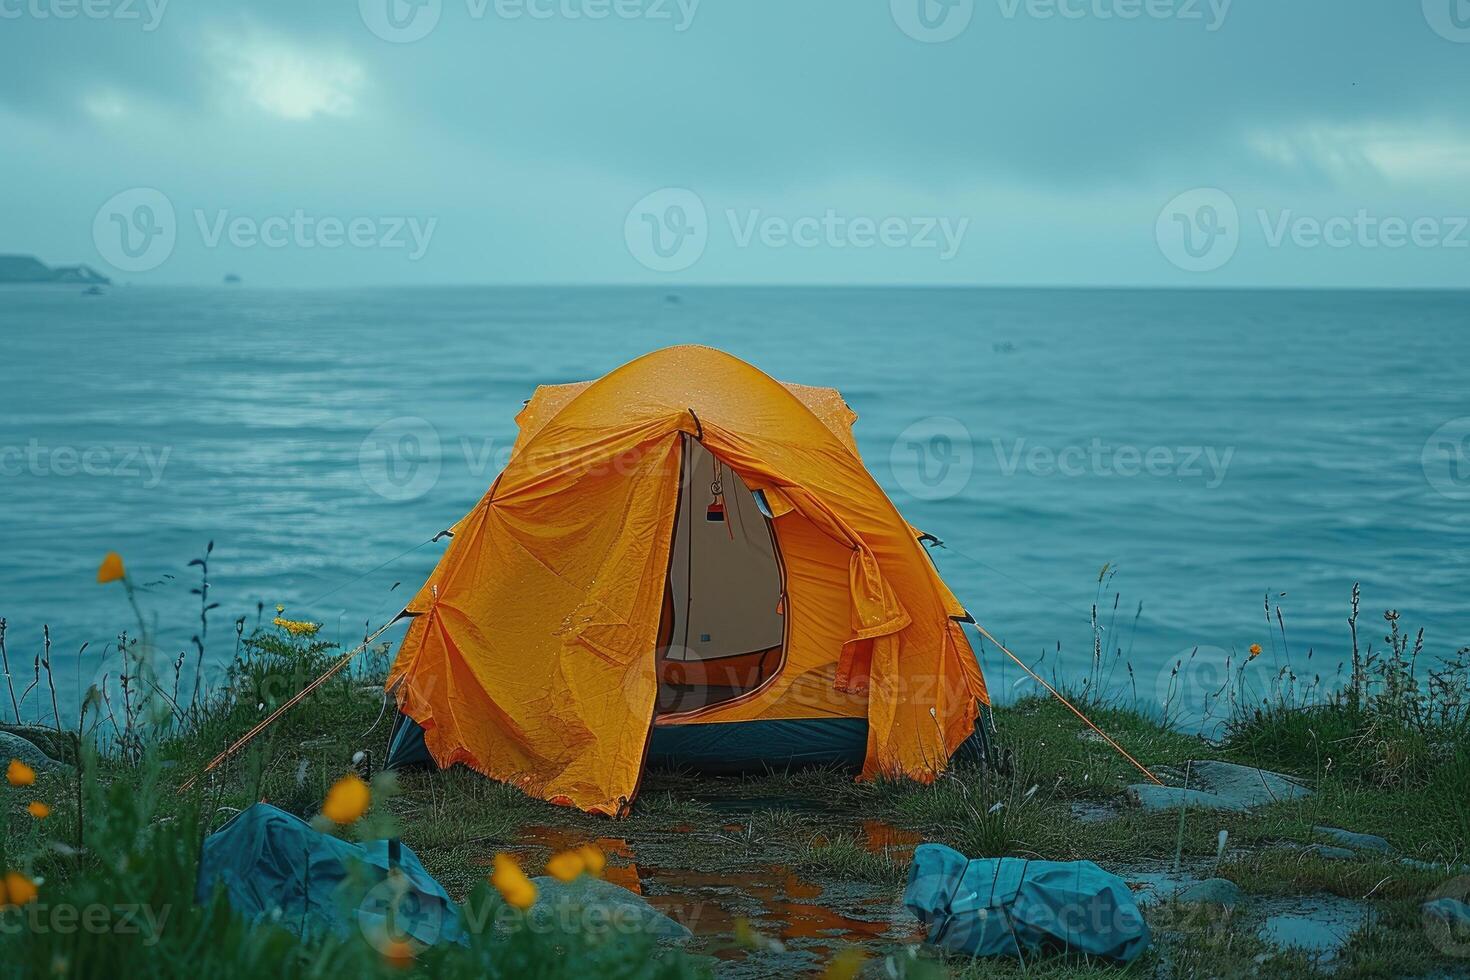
[
  {"x1": 1313, "y1": 826, "x2": 1391, "y2": 853},
  {"x1": 1127, "y1": 761, "x2": 1309, "y2": 813},
  {"x1": 1188, "y1": 761, "x2": 1311, "y2": 805},
  {"x1": 1304, "y1": 845, "x2": 1357, "y2": 861},
  {"x1": 1176, "y1": 878, "x2": 1244, "y2": 908},
  {"x1": 1423, "y1": 898, "x2": 1470, "y2": 929},
  {"x1": 0, "y1": 724, "x2": 78, "y2": 765},
  {"x1": 1401, "y1": 858, "x2": 1470, "y2": 874},
  {"x1": 1126, "y1": 784, "x2": 1247, "y2": 813},
  {"x1": 0, "y1": 731, "x2": 71, "y2": 775},
  {"x1": 530, "y1": 875, "x2": 691, "y2": 941},
  {"x1": 1070, "y1": 800, "x2": 1121, "y2": 823}
]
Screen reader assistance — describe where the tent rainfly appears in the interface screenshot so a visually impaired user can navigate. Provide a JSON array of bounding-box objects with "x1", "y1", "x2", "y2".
[{"x1": 384, "y1": 345, "x2": 991, "y2": 815}]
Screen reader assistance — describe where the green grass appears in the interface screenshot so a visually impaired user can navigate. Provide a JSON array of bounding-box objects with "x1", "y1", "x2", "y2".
[{"x1": 4, "y1": 585, "x2": 1468, "y2": 979}]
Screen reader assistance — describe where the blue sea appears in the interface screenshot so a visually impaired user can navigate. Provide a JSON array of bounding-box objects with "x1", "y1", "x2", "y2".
[{"x1": 2, "y1": 286, "x2": 1467, "y2": 728}]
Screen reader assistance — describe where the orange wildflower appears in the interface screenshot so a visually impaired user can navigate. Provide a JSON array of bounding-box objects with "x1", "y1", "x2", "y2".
[
  {"x1": 382, "y1": 939, "x2": 415, "y2": 969},
  {"x1": 2, "y1": 871, "x2": 38, "y2": 908},
  {"x1": 576, "y1": 843, "x2": 606, "y2": 877},
  {"x1": 321, "y1": 774, "x2": 371, "y2": 824},
  {"x1": 6, "y1": 759, "x2": 35, "y2": 787},
  {"x1": 545, "y1": 849, "x2": 585, "y2": 882},
  {"x1": 96, "y1": 552, "x2": 126, "y2": 584},
  {"x1": 491, "y1": 853, "x2": 537, "y2": 910}
]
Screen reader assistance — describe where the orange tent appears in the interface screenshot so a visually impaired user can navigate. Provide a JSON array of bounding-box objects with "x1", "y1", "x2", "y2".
[{"x1": 386, "y1": 345, "x2": 990, "y2": 815}]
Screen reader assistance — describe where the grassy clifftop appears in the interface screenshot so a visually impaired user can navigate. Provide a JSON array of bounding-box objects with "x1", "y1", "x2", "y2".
[{"x1": 2, "y1": 585, "x2": 1468, "y2": 977}]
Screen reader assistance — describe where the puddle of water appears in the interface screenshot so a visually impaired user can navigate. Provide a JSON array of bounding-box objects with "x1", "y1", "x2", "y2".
[
  {"x1": 862, "y1": 820, "x2": 923, "y2": 855},
  {"x1": 637, "y1": 864, "x2": 918, "y2": 961},
  {"x1": 501, "y1": 820, "x2": 925, "y2": 965},
  {"x1": 1256, "y1": 895, "x2": 1368, "y2": 963},
  {"x1": 476, "y1": 826, "x2": 644, "y2": 890},
  {"x1": 1126, "y1": 868, "x2": 1211, "y2": 907}
]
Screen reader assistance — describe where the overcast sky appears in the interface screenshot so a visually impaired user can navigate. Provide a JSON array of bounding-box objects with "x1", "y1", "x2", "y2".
[{"x1": 2, "y1": 0, "x2": 1468, "y2": 287}]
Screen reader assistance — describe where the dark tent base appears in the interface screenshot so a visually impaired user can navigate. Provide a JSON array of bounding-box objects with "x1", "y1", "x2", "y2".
[{"x1": 385, "y1": 711, "x2": 992, "y2": 778}]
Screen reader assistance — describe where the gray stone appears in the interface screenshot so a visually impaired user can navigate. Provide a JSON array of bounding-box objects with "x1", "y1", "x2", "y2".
[
  {"x1": 0, "y1": 725, "x2": 77, "y2": 765},
  {"x1": 1176, "y1": 878, "x2": 1245, "y2": 908},
  {"x1": 1126, "y1": 761, "x2": 1309, "y2": 813},
  {"x1": 1313, "y1": 826, "x2": 1392, "y2": 853},
  {"x1": 1423, "y1": 898, "x2": 1470, "y2": 929},
  {"x1": 1304, "y1": 844, "x2": 1357, "y2": 861},
  {"x1": 0, "y1": 731, "x2": 71, "y2": 775},
  {"x1": 530, "y1": 875, "x2": 691, "y2": 941},
  {"x1": 1126, "y1": 784, "x2": 1247, "y2": 812},
  {"x1": 1187, "y1": 761, "x2": 1311, "y2": 806},
  {"x1": 1401, "y1": 858, "x2": 1470, "y2": 874}
]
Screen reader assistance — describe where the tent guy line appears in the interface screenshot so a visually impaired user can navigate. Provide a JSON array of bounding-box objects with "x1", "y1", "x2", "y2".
[
  {"x1": 972, "y1": 622, "x2": 1164, "y2": 787},
  {"x1": 176, "y1": 614, "x2": 406, "y2": 794}
]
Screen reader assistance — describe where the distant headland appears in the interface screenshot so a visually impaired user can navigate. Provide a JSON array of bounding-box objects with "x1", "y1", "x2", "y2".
[{"x1": 0, "y1": 254, "x2": 111, "y2": 285}]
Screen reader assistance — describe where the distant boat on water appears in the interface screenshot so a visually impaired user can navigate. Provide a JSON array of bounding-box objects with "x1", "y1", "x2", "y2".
[
  {"x1": 82, "y1": 285, "x2": 105, "y2": 296},
  {"x1": 224, "y1": 273, "x2": 242, "y2": 285}
]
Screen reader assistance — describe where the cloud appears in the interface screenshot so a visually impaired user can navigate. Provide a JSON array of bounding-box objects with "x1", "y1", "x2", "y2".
[
  {"x1": 80, "y1": 88, "x2": 132, "y2": 123},
  {"x1": 209, "y1": 29, "x2": 365, "y2": 121},
  {"x1": 1247, "y1": 120, "x2": 1470, "y2": 189}
]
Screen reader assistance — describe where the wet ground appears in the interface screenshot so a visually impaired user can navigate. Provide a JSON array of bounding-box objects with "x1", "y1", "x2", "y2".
[
  {"x1": 497, "y1": 790, "x2": 927, "y2": 976},
  {"x1": 428, "y1": 769, "x2": 1392, "y2": 976}
]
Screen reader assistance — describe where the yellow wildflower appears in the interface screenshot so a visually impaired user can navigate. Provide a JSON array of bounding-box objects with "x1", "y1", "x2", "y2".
[
  {"x1": 2, "y1": 871, "x2": 38, "y2": 908},
  {"x1": 273, "y1": 617, "x2": 321, "y2": 637},
  {"x1": 824, "y1": 949, "x2": 867, "y2": 980},
  {"x1": 1248, "y1": 643, "x2": 1263, "y2": 660},
  {"x1": 546, "y1": 849, "x2": 585, "y2": 882},
  {"x1": 96, "y1": 552, "x2": 126, "y2": 584},
  {"x1": 6, "y1": 759, "x2": 35, "y2": 787},
  {"x1": 26, "y1": 801, "x2": 50, "y2": 820},
  {"x1": 576, "y1": 843, "x2": 606, "y2": 877},
  {"x1": 491, "y1": 853, "x2": 537, "y2": 910},
  {"x1": 321, "y1": 773, "x2": 371, "y2": 824},
  {"x1": 733, "y1": 917, "x2": 759, "y2": 948}
]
